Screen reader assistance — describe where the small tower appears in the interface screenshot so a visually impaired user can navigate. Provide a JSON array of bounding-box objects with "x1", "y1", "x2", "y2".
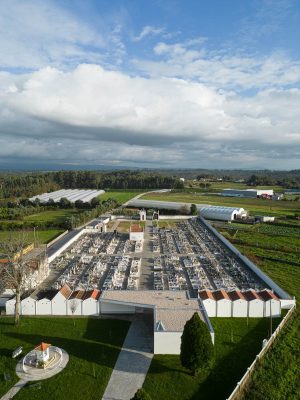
[
  {"x1": 35, "y1": 342, "x2": 51, "y2": 363},
  {"x1": 139, "y1": 209, "x2": 146, "y2": 221}
]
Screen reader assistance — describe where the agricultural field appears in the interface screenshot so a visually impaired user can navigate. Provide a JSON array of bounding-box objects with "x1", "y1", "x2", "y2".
[
  {"x1": 217, "y1": 223, "x2": 300, "y2": 400},
  {"x1": 142, "y1": 191, "x2": 300, "y2": 216},
  {"x1": 0, "y1": 317, "x2": 129, "y2": 400},
  {"x1": 23, "y1": 209, "x2": 82, "y2": 225},
  {"x1": 143, "y1": 317, "x2": 282, "y2": 400},
  {"x1": 184, "y1": 180, "x2": 284, "y2": 193}
]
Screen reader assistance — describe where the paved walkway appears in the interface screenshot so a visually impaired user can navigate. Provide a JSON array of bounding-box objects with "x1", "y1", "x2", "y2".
[
  {"x1": 102, "y1": 316, "x2": 153, "y2": 400},
  {"x1": 0, "y1": 380, "x2": 27, "y2": 400}
]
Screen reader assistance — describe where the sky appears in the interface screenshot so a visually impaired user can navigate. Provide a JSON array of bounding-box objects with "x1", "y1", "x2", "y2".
[{"x1": 0, "y1": 0, "x2": 300, "y2": 170}]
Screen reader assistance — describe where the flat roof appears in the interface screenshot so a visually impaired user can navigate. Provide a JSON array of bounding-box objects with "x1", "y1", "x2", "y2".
[{"x1": 101, "y1": 290, "x2": 205, "y2": 331}]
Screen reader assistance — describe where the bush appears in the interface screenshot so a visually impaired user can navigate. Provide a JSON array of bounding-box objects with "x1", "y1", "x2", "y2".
[{"x1": 180, "y1": 312, "x2": 214, "y2": 375}]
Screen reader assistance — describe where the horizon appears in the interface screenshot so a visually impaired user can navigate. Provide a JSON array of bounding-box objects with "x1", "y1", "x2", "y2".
[{"x1": 0, "y1": 0, "x2": 300, "y2": 169}]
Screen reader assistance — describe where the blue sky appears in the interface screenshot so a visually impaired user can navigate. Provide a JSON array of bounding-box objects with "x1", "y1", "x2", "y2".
[{"x1": 0, "y1": 0, "x2": 299, "y2": 169}]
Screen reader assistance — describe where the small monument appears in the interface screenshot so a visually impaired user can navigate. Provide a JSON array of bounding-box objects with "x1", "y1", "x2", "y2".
[
  {"x1": 35, "y1": 342, "x2": 51, "y2": 365},
  {"x1": 139, "y1": 209, "x2": 146, "y2": 221}
]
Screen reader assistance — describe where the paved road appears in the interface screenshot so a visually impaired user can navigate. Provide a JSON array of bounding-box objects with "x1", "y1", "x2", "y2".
[{"x1": 102, "y1": 316, "x2": 153, "y2": 400}]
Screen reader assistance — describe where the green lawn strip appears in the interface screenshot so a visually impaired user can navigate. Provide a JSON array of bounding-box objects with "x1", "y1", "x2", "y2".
[
  {"x1": 0, "y1": 229, "x2": 64, "y2": 250},
  {"x1": 236, "y1": 244, "x2": 300, "y2": 265},
  {"x1": 23, "y1": 209, "x2": 81, "y2": 224},
  {"x1": 100, "y1": 190, "x2": 144, "y2": 204},
  {"x1": 143, "y1": 318, "x2": 280, "y2": 400},
  {"x1": 142, "y1": 193, "x2": 299, "y2": 216},
  {"x1": 0, "y1": 317, "x2": 129, "y2": 400}
]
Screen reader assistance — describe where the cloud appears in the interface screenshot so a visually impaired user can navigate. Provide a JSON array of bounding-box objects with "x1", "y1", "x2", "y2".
[
  {"x1": 0, "y1": 64, "x2": 299, "y2": 168},
  {"x1": 132, "y1": 25, "x2": 165, "y2": 42}
]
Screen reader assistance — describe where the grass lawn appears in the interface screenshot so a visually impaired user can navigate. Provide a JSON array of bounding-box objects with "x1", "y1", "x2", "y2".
[
  {"x1": 219, "y1": 225, "x2": 300, "y2": 400},
  {"x1": 117, "y1": 221, "x2": 145, "y2": 233},
  {"x1": 142, "y1": 192, "x2": 300, "y2": 216},
  {"x1": 0, "y1": 229, "x2": 64, "y2": 250},
  {"x1": 23, "y1": 209, "x2": 81, "y2": 225},
  {"x1": 143, "y1": 317, "x2": 281, "y2": 400},
  {"x1": 0, "y1": 317, "x2": 129, "y2": 400},
  {"x1": 100, "y1": 190, "x2": 144, "y2": 204},
  {"x1": 185, "y1": 181, "x2": 284, "y2": 193}
]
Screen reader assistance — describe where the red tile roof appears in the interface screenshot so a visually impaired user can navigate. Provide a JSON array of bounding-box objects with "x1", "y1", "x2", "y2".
[
  {"x1": 199, "y1": 289, "x2": 215, "y2": 301},
  {"x1": 70, "y1": 290, "x2": 85, "y2": 300},
  {"x1": 130, "y1": 224, "x2": 143, "y2": 232},
  {"x1": 35, "y1": 342, "x2": 51, "y2": 351},
  {"x1": 242, "y1": 290, "x2": 261, "y2": 301},
  {"x1": 82, "y1": 289, "x2": 101, "y2": 301},
  {"x1": 228, "y1": 290, "x2": 246, "y2": 301},
  {"x1": 59, "y1": 284, "x2": 72, "y2": 299},
  {"x1": 213, "y1": 289, "x2": 230, "y2": 301},
  {"x1": 258, "y1": 290, "x2": 279, "y2": 301}
]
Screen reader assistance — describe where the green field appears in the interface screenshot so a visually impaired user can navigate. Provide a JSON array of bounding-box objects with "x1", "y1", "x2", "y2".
[
  {"x1": 0, "y1": 317, "x2": 129, "y2": 400},
  {"x1": 185, "y1": 181, "x2": 284, "y2": 193},
  {"x1": 143, "y1": 317, "x2": 281, "y2": 400},
  {"x1": 217, "y1": 223, "x2": 300, "y2": 399},
  {"x1": 142, "y1": 192, "x2": 300, "y2": 216},
  {"x1": 0, "y1": 229, "x2": 64, "y2": 250},
  {"x1": 23, "y1": 209, "x2": 81, "y2": 225},
  {"x1": 100, "y1": 190, "x2": 144, "y2": 204}
]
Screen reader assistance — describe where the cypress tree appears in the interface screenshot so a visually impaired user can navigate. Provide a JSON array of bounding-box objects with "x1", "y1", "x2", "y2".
[{"x1": 180, "y1": 312, "x2": 214, "y2": 375}]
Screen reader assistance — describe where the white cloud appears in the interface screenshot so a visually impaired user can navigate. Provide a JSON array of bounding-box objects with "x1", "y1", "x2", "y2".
[
  {"x1": 132, "y1": 26, "x2": 165, "y2": 42},
  {"x1": 0, "y1": 64, "x2": 299, "y2": 168}
]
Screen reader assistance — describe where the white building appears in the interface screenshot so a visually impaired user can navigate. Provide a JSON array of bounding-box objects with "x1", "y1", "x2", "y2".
[
  {"x1": 21, "y1": 296, "x2": 36, "y2": 315},
  {"x1": 139, "y1": 209, "x2": 147, "y2": 221},
  {"x1": 243, "y1": 290, "x2": 264, "y2": 317},
  {"x1": 213, "y1": 289, "x2": 232, "y2": 317},
  {"x1": 35, "y1": 291, "x2": 55, "y2": 315},
  {"x1": 51, "y1": 284, "x2": 72, "y2": 315},
  {"x1": 221, "y1": 189, "x2": 274, "y2": 198},
  {"x1": 129, "y1": 224, "x2": 144, "y2": 241},
  {"x1": 82, "y1": 290, "x2": 101, "y2": 315},
  {"x1": 258, "y1": 290, "x2": 281, "y2": 317},
  {"x1": 228, "y1": 290, "x2": 248, "y2": 317},
  {"x1": 86, "y1": 217, "x2": 110, "y2": 232},
  {"x1": 29, "y1": 189, "x2": 106, "y2": 204},
  {"x1": 67, "y1": 290, "x2": 85, "y2": 315},
  {"x1": 199, "y1": 206, "x2": 247, "y2": 221},
  {"x1": 100, "y1": 291, "x2": 214, "y2": 354},
  {"x1": 199, "y1": 290, "x2": 216, "y2": 317}
]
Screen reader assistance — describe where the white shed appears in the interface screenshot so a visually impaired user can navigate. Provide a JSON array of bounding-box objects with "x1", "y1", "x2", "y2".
[
  {"x1": 21, "y1": 296, "x2": 36, "y2": 315},
  {"x1": 243, "y1": 290, "x2": 264, "y2": 317},
  {"x1": 258, "y1": 290, "x2": 281, "y2": 317},
  {"x1": 67, "y1": 290, "x2": 85, "y2": 316},
  {"x1": 213, "y1": 289, "x2": 232, "y2": 317},
  {"x1": 129, "y1": 224, "x2": 144, "y2": 241},
  {"x1": 199, "y1": 290, "x2": 216, "y2": 317},
  {"x1": 82, "y1": 290, "x2": 101, "y2": 316},
  {"x1": 5, "y1": 297, "x2": 16, "y2": 315},
  {"x1": 51, "y1": 284, "x2": 71, "y2": 315},
  {"x1": 228, "y1": 290, "x2": 248, "y2": 317},
  {"x1": 36, "y1": 292, "x2": 55, "y2": 315}
]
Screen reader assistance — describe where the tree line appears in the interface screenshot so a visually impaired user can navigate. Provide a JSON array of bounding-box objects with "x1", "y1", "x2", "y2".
[{"x1": 0, "y1": 170, "x2": 183, "y2": 199}]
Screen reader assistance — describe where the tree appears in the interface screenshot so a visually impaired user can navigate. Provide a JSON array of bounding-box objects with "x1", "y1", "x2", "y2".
[
  {"x1": 180, "y1": 312, "x2": 214, "y2": 375},
  {"x1": 0, "y1": 233, "x2": 34, "y2": 326},
  {"x1": 90, "y1": 197, "x2": 100, "y2": 208},
  {"x1": 130, "y1": 389, "x2": 151, "y2": 400},
  {"x1": 190, "y1": 204, "x2": 198, "y2": 215},
  {"x1": 179, "y1": 204, "x2": 190, "y2": 215}
]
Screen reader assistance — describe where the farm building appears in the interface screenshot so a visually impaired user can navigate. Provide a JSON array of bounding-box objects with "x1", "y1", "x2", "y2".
[
  {"x1": 199, "y1": 206, "x2": 247, "y2": 221},
  {"x1": 221, "y1": 189, "x2": 274, "y2": 198},
  {"x1": 29, "y1": 189, "x2": 105, "y2": 204}
]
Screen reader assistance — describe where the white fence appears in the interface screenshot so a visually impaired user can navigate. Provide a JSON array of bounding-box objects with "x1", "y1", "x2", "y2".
[{"x1": 226, "y1": 303, "x2": 296, "y2": 400}]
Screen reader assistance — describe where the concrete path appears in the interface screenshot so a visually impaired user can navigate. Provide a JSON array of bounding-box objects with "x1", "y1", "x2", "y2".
[
  {"x1": 0, "y1": 380, "x2": 27, "y2": 400},
  {"x1": 102, "y1": 316, "x2": 153, "y2": 400}
]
